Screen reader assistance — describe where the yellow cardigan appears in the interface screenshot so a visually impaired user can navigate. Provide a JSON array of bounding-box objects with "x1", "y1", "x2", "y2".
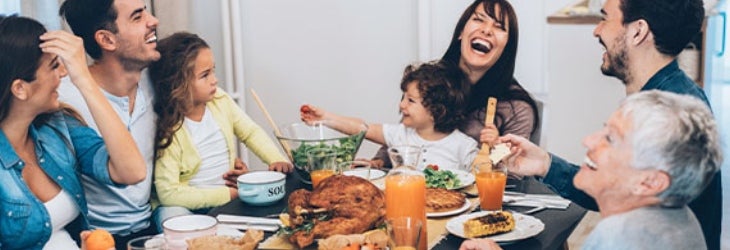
[{"x1": 154, "y1": 88, "x2": 288, "y2": 210}]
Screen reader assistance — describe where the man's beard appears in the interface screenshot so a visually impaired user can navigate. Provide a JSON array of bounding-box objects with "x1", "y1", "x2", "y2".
[{"x1": 600, "y1": 37, "x2": 630, "y2": 83}]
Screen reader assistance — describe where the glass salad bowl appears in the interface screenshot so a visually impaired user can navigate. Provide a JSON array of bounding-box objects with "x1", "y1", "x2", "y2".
[{"x1": 276, "y1": 120, "x2": 368, "y2": 184}]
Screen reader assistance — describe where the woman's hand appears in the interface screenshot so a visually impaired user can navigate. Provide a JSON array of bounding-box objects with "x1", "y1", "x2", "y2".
[
  {"x1": 268, "y1": 161, "x2": 293, "y2": 173},
  {"x1": 39, "y1": 31, "x2": 92, "y2": 88},
  {"x1": 459, "y1": 238, "x2": 502, "y2": 250},
  {"x1": 499, "y1": 134, "x2": 551, "y2": 178},
  {"x1": 479, "y1": 123, "x2": 500, "y2": 147}
]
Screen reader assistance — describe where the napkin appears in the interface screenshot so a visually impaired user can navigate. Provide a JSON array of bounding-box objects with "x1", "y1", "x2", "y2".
[
  {"x1": 503, "y1": 193, "x2": 571, "y2": 210},
  {"x1": 216, "y1": 214, "x2": 283, "y2": 232}
]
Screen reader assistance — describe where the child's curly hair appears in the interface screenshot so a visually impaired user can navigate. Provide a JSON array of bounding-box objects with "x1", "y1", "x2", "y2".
[{"x1": 400, "y1": 61, "x2": 469, "y2": 133}]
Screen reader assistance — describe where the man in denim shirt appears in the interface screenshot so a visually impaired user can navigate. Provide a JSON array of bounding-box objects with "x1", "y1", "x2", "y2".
[{"x1": 501, "y1": 0, "x2": 722, "y2": 249}]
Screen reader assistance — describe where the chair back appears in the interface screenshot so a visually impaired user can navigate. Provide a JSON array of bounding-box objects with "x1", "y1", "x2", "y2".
[{"x1": 529, "y1": 98, "x2": 544, "y2": 146}]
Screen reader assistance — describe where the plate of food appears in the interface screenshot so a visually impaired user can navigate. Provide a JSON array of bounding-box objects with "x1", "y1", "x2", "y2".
[
  {"x1": 343, "y1": 168, "x2": 387, "y2": 180},
  {"x1": 426, "y1": 188, "x2": 471, "y2": 217},
  {"x1": 424, "y1": 165, "x2": 475, "y2": 190},
  {"x1": 277, "y1": 175, "x2": 386, "y2": 249},
  {"x1": 445, "y1": 211, "x2": 544, "y2": 242}
]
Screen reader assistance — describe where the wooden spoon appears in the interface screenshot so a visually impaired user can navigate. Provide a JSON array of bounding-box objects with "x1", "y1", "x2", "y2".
[
  {"x1": 250, "y1": 88, "x2": 292, "y2": 159},
  {"x1": 471, "y1": 97, "x2": 498, "y2": 173}
]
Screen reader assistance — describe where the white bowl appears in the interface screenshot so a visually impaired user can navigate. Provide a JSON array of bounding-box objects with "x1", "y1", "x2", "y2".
[
  {"x1": 162, "y1": 214, "x2": 217, "y2": 250},
  {"x1": 237, "y1": 171, "x2": 286, "y2": 205}
]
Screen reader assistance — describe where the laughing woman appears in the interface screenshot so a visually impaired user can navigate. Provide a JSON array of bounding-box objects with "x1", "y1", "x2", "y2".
[
  {"x1": 373, "y1": 0, "x2": 540, "y2": 167},
  {"x1": 0, "y1": 15, "x2": 145, "y2": 249}
]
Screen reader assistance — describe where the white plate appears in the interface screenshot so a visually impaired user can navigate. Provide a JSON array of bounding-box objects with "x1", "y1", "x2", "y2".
[
  {"x1": 449, "y1": 169, "x2": 475, "y2": 190},
  {"x1": 427, "y1": 199, "x2": 472, "y2": 218},
  {"x1": 343, "y1": 168, "x2": 387, "y2": 180},
  {"x1": 445, "y1": 211, "x2": 545, "y2": 242}
]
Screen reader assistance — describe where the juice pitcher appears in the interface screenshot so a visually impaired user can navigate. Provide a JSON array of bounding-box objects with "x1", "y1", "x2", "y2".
[{"x1": 385, "y1": 145, "x2": 427, "y2": 250}]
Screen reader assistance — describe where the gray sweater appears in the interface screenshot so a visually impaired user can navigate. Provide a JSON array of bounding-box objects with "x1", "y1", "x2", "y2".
[{"x1": 582, "y1": 206, "x2": 706, "y2": 250}]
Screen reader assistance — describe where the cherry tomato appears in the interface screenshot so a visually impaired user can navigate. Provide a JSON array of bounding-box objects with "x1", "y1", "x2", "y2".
[
  {"x1": 300, "y1": 104, "x2": 312, "y2": 113},
  {"x1": 427, "y1": 164, "x2": 439, "y2": 171}
]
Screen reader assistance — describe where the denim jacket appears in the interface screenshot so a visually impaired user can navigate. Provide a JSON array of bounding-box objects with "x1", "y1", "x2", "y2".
[{"x1": 0, "y1": 112, "x2": 117, "y2": 250}]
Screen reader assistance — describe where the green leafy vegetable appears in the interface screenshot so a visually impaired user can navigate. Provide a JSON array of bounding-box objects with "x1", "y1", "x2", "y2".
[
  {"x1": 291, "y1": 131, "x2": 366, "y2": 170},
  {"x1": 424, "y1": 168, "x2": 461, "y2": 189}
]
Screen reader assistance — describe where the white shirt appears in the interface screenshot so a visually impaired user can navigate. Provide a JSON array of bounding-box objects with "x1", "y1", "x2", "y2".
[
  {"x1": 184, "y1": 107, "x2": 230, "y2": 188},
  {"x1": 382, "y1": 123, "x2": 477, "y2": 171},
  {"x1": 58, "y1": 72, "x2": 155, "y2": 235},
  {"x1": 43, "y1": 190, "x2": 80, "y2": 250}
]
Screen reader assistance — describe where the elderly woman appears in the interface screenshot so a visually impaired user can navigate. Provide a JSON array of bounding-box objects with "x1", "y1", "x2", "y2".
[{"x1": 465, "y1": 90, "x2": 721, "y2": 250}]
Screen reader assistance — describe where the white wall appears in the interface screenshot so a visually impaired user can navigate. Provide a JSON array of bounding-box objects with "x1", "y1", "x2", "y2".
[
  {"x1": 236, "y1": 0, "x2": 417, "y2": 168},
  {"x1": 179, "y1": 0, "x2": 625, "y2": 169}
]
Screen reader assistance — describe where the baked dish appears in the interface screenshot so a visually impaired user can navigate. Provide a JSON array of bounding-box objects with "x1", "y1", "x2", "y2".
[
  {"x1": 463, "y1": 211, "x2": 515, "y2": 238},
  {"x1": 186, "y1": 229, "x2": 263, "y2": 250},
  {"x1": 281, "y1": 175, "x2": 386, "y2": 248},
  {"x1": 425, "y1": 188, "x2": 466, "y2": 213}
]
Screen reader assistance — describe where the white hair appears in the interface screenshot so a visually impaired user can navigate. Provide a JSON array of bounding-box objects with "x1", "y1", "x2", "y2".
[{"x1": 619, "y1": 90, "x2": 722, "y2": 207}]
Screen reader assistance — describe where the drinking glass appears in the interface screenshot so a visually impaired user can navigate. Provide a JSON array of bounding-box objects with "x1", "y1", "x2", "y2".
[
  {"x1": 307, "y1": 147, "x2": 338, "y2": 187},
  {"x1": 339, "y1": 160, "x2": 372, "y2": 180},
  {"x1": 386, "y1": 217, "x2": 423, "y2": 250},
  {"x1": 387, "y1": 145, "x2": 422, "y2": 169},
  {"x1": 127, "y1": 235, "x2": 166, "y2": 250},
  {"x1": 474, "y1": 162, "x2": 508, "y2": 211},
  {"x1": 385, "y1": 144, "x2": 426, "y2": 250}
]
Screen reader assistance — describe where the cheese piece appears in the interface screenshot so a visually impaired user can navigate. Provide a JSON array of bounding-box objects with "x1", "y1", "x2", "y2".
[{"x1": 489, "y1": 143, "x2": 511, "y2": 165}]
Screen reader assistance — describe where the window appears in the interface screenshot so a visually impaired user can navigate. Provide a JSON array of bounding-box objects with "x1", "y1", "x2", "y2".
[{"x1": 0, "y1": 0, "x2": 21, "y2": 15}]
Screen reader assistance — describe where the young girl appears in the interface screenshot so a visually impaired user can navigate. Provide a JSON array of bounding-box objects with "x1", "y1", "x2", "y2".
[
  {"x1": 301, "y1": 61, "x2": 478, "y2": 171},
  {"x1": 148, "y1": 32, "x2": 292, "y2": 230}
]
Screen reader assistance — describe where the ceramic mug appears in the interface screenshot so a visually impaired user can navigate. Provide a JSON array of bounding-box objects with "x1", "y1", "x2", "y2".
[
  {"x1": 162, "y1": 214, "x2": 217, "y2": 250},
  {"x1": 237, "y1": 171, "x2": 286, "y2": 206}
]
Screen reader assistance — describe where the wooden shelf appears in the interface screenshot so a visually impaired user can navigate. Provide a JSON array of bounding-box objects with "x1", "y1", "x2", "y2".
[
  {"x1": 547, "y1": 0, "x2": 601, "y2": 25},
  {"x1": 547, "y1": 14, "x2": 601, "y2": 25}
]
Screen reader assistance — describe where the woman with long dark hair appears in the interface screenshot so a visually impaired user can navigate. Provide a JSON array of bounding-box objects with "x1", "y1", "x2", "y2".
[
  {"x1": 0, "y1": 15, "x2": 144, "y2": 249},
  {"x1": 373, "y1": 0, "x2": 539, "y2": 168}
]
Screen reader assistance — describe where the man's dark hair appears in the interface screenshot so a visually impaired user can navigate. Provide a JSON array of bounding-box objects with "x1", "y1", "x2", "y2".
[
  {"x1": 59, "y1": 0, "x2": 118, "y2": 59},
  {"x1": 620, "y1": 0, "x2": 704, "y2": 56}
]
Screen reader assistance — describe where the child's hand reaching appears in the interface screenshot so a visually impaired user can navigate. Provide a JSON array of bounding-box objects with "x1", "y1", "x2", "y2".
[
  {"x1": 479, "y1": 123, "x2": 499, "y2": 148},
  {"x1": 269, "y1": 161, "x2": 293, "y2": 173},
  {"x1": 300, "y1": 104, "x2": 326, "y2": 125}
]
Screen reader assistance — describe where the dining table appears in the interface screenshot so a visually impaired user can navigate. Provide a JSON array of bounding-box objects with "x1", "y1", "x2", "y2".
[{"x1": 208, "y1": 172, "x2": 587, "y2": 250}]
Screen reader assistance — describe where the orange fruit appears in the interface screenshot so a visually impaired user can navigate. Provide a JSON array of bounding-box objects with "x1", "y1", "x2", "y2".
[
  {"x1": 341, "y1": 242, "x2": 360, "y2": 250},
  {"x1": 85, "y1": 229, "x2": 114, "y2": 250}
]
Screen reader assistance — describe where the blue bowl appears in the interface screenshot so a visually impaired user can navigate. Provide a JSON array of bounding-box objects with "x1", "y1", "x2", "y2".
[{"x1": 236, "y1": 171, "x2": 286, "y2": 206}]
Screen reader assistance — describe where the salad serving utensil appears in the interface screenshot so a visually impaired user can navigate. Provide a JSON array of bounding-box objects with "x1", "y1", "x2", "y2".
[{"x1": 250, "y1": 88, "x2": 292, "y2": 159}]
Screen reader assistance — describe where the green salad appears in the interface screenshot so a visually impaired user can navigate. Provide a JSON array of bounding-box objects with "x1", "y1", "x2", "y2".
[
  {"x1": 291, "y1": 131, "x2": 366, "y2": 170},
  {"x1": 424, "y1": 167, "x2": 461, "y2": 189}
]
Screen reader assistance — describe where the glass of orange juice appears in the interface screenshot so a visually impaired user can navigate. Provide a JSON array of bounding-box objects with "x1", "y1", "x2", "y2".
[
  {"x1": 386, "y1": 217, "x2": 422, "y2": 250},
  {"x1": 385, "y1": 145, "x2": 427, "y2": 250},
  {"x1": 474, "y1": 162, "x2": 508, "y2": 211},
  {"x1": 306, "y1": 148, "x2": 338, "y2": 187}
]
